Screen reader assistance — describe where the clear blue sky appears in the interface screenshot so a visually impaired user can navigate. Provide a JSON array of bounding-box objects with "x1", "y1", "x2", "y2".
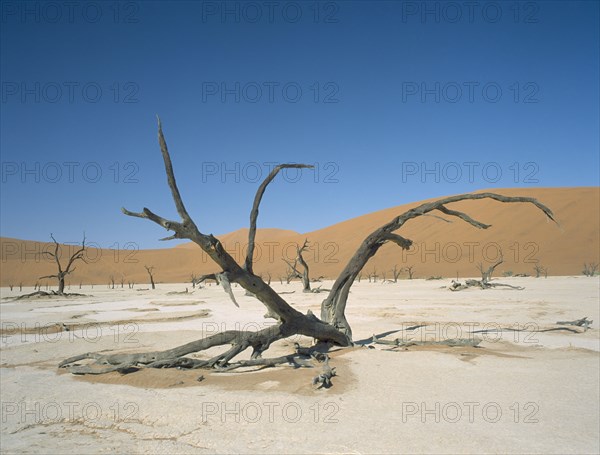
[{"x1": 1, "y1": 1, "x2": 598, "y2": 249}]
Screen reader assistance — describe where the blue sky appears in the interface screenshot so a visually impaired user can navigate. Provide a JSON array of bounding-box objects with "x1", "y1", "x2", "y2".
[{"x1": 1, "y1": 0, "x2": 598, "y2": 249}]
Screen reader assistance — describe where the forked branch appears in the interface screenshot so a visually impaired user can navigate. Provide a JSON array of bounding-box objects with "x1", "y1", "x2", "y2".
[{"x1": 244, "y1": 164, "x2": 313, "y2": 274}]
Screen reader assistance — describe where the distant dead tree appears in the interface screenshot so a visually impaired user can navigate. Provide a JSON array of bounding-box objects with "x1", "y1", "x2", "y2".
[
  {"x1": 405, "y1": 265, "x2": 415, "y2": 279},
  {"x1": 265, "y1": 272, "x2": 272, "y2": 286},
  {"x1": 8, "y1": 284, "x2": 13, "y2": 291},
  {"x1": 296, "y1": 240, "x2": 312, "y2": 292},
  {"x1": 283, "y1": 259, "x2": 296, "y2": 284},
  {"x1": 120, "y1": 277, "x2": 125, "y2": 288},
  {"x1": 391, "y1": 265, "x2": 402, "y2": 283},
  {"x1": 19, "y1": 283, "x2": 22, "y2": 291},
  {"x1": 190, "y1": 273, "x2": 198, "y2": 288},
  {"x1": 109, "y1": 275, "x2": 116, "y2": 289},
  {"x1": 451, "y1": 253, "x2": 523, "y2": 291},
  {"x1": 283, "y1": 240, "x2": 311, "y2": 292},
  {"x1": 357, "y1": 273, "x2": 362, "y2": 283},
  {"x1": 533, "y1": 264, "x2": 548, "y2": 278},
  {"x1": 381, "y1": 271, "x2": 387, "y2": 282},
  {"x1": 60, "y1": 119, "x2": 558, "y2": 385},
  {"x1": 373, "y1": 269, "x2": 379, "y2": 282},
  {"x1": 582, "y1": 263, "x2": 598, "y2": 277},
  {"x1": 39, "y1": 234, "x2": 87, "y2": 295},
  {"x1": 477, "y1": 252, "x2": 503, "y2": 285},
  {"x1": 144, "y1": 265, "x2": 156, "y2": 289},
  {"x1": 368, "y1": 267, "x2": 378, "y2": 283}
]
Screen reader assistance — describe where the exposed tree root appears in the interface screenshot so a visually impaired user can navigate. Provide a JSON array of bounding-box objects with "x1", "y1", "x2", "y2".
[
  {"x1": 60, "y1": 327, "x2": 286, "y2": 374},
  {"x1": 60, "y1": 332, "x2": 340, "y2": 386}
]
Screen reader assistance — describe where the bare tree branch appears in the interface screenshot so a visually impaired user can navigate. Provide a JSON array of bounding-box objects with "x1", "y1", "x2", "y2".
[
  {"x1": 244, "y1": 164, "x2": 313, "y2": 274},
  {"x1": 321, "y1": 193, "x2": 556, "y2": 338},
  {"x1": 437, "y1": 206, "x2": 491, "y2": 229},
  {"x1": 157, "y1": 116, "x2": 195, "y2": 227}
]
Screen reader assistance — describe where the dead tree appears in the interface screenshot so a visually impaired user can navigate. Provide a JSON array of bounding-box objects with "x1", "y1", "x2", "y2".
[
  {"x1": 368, "y1": 267, "x2": 378, "y2": 283},
  {"x1": 144, "y1": 265, "x2": 156, "y2": 289},
  {"x1": 39, "y1": 234, "x2": 87, "y2": 295},
  {"x1": 477, "y1": 253, "x2": 503, "y2": 286},
  {"x1": 284, "y1": 240, "x2": 312, "y2": 292},
  {"x1": 283, "y1": 259, "x2": 297, "y2": 284},
  {"x1": 405, "y1": 265, "x2": 415, "y2": 279},
  {"x1": 450, "y1": 254, "x2": 506, "y2": 291},
  {"x1": 582, "y1": 263, "x2": 598, "y2": 277},
  {"x1": 391, "y1": 265, "x2": 402, "y2": 283},
  {"x1": 451, "y1": 252, "x2": 527, "y2": 291},
  {"x1": 120, "y1": 277, "x2": 125, "y2": 288},
  {"x1": 533, "y1": 264, "x2": 548, "y2": 278},
  {"x1": 191, "y1": 273, "x2": 198, "y2": 288},
  {"x1": 59, "y1": 119, "x2": 557, "y2": 377},
  {"x1": 109, "y1": 275, "x2": 116, "y2": 289},
  {"x1": 297, "y1": 240, "x2": 312, "y2": 292}
]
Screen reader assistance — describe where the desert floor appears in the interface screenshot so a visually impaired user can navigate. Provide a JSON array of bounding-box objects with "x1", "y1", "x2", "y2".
[{"x1": 1, "y1": 276, "x2": 599, "y2": 454}]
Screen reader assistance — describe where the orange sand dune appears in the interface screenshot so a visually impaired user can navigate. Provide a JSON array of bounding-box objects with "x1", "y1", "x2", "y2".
[{"x1": 1, "y1": 187, "x2": 598, "y2": 287}]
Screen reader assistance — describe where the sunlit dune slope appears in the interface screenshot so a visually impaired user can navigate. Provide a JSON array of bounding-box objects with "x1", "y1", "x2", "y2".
[{"x1": 1, "y1": 187, "x2": 598, "y2": 286}]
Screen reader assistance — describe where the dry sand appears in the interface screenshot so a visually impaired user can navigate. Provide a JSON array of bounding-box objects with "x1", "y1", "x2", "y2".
[
  {"x1": 1, "y1": 276, "x2": 598, "y2": 454},
  {"x1": 1, "y1": 187, "x2": 599, "y2": 286}
]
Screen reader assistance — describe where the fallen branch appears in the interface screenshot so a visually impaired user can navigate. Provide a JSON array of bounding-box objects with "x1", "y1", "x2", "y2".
[
  {"x1": 372, "y1": 335, "x2": 482, "y2": 348},
  {"x1": 449, "y1": 279, "x2": 524, "y2": 291},
  {"x1": 556, "y1": 317, "x2": 593, "y2": 331}
]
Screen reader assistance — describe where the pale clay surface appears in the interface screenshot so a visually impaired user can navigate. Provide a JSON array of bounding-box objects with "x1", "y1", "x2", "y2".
[{"x1": 1, "y1": 276, "x2": 599, "y2": 454}]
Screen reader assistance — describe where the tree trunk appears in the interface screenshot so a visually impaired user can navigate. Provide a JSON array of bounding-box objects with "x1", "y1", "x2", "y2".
[
  {"x1": 296, "y1": 241, "x2": 311, "y2": 293},
  {"x1": 321, "y1": 233, "x2": 393, "y2": 339},
  {"x1": 57, "y1": 277, "x2": 65, "y2": 295}
]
